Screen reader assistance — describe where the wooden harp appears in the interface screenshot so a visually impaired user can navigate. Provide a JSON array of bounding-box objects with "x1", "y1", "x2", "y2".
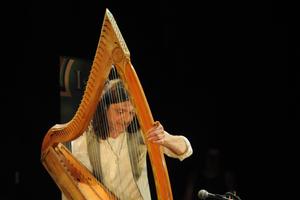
[{"x1": 41, "y1": 9, "x2": 173, "y2": 200}]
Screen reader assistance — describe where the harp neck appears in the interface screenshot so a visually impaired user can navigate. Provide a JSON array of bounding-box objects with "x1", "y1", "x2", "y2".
[{"x1": 41, "y1": 9, "x2": 129, "y2": 153}]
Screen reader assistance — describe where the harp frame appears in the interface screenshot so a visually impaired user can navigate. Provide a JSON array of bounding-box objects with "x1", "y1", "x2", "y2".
[{"x1": 41, "y1": 8, "x2": 173, "y2": 200}]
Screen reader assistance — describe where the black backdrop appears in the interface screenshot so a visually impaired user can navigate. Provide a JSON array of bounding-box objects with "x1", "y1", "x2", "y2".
[{"x1": 1, "y1": 1, "x2": 291, "y2": 200}]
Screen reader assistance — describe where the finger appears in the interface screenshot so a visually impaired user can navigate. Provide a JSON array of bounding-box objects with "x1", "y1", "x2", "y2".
[
  {"x1": 152, "y1": 138, "x2": 165, "y2": 145},
  {"x1": 147, "y1": 128, "x2": 165, "y2": 139},
  {"x1": 146, "y1": 124, "x2": 161, "y2": 135},
  {"x1": 147, "y1": 134, "x2": 160, "y2": 141},
  {"x1": 148, "y1": 131, "x2": 165, "y2": 142}
]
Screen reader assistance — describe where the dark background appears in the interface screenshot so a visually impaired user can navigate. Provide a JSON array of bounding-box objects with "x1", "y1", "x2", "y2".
[{"x1": 1, "y1": 0, "x2": 292, "y2": 200}]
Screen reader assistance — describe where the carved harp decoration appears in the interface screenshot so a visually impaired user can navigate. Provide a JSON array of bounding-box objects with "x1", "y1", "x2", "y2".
[{"x1": 41, "y1": 9, "x2": 173, "y2": 200}]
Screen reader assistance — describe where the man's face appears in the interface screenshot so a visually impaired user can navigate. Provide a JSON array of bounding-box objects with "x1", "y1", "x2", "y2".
[{"x1": 107, "y1": 100, "x2": 135, "y2": 134}]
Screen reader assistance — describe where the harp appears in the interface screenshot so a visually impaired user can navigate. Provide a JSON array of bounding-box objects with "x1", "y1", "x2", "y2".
[{"x1": 41, "y1": 9, "x2": 173, "y2": 200}]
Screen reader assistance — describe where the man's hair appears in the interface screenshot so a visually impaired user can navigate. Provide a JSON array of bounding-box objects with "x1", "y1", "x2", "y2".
[{"x1": 92, "y1": 79, "x2": 140, "y2": 139}]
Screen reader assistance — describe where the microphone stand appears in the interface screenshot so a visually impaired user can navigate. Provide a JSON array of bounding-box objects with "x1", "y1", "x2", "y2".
[{"x1": 224, "y1": 192, "x2": 242, "y2": 200}]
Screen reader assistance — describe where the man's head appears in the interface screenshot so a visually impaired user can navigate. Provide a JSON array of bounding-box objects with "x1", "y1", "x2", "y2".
[{"x1": 93, "y1": 79, "x2": 139, "y2": 139}]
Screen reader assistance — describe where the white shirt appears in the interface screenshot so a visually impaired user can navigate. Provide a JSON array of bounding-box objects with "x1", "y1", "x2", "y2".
[
  {"x1": 99, "y1": 132, "x2": 144, "y2": 200},
  {"x1": 62, "y1": 130, "x2": 193, "y2": 200}
]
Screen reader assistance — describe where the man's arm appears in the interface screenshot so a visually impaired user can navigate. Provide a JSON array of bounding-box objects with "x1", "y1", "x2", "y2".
[{"x1": 146, "y1": 121, "x2": 193, "y2": 160}]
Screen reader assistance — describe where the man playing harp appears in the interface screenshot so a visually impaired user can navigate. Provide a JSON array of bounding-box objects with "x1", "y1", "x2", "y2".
[{"x1": 62, "y1": 75, "x2": 192, "y2": 200}]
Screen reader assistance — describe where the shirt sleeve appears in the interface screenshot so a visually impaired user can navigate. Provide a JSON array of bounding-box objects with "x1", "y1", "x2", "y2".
[
  {"x1": 163, "y1": 136, "x2": 193, "y2": 161},
  {"x1": 71, "y1": 132, "x2": 93, "y2": 171}
]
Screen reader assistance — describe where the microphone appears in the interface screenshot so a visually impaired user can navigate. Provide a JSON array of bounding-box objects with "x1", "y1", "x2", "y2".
[{"x1": 197, "y1": 189, "x2": 229, "y2": 200}]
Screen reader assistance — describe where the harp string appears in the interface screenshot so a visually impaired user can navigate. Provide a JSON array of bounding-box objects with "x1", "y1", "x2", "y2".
[
  {"x1": 85, "y1": 66, "x2": 147, "y2": 200},
  {"x1": 107, "y1": 67, "x2": 125, "y2": 198}
]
